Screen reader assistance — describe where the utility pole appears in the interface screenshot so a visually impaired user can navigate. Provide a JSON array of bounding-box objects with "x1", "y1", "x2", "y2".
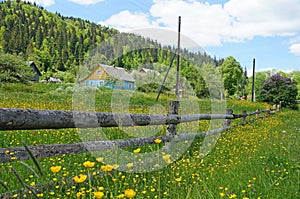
[
  {"x1": 175, "y1": 16, "x2": 181, "y2": 98},
  {"x1": 251, "y1": 58, "x2": 255, "y2": 102},
  {"x1": 220, "y1": 67, "x2": 223, "y2": 100},
  {"x1": 156, "y1": 16, "x2": 181, "y2": 101}
]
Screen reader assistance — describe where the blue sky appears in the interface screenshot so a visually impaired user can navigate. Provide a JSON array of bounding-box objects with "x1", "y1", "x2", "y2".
[{"x1": 19, "y1": 0, "x2": 300, "y2": 73}]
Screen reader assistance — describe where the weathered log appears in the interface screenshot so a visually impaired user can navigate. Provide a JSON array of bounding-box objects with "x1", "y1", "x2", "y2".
[
  {"x1": 165, "y1": 100, "x2": 179, "y2": 150},
  {"x1": 166, "y1": 100, "x2": 179, "y2": 136},
  {"x1": 0, "y1": 126, "x2": 232, "y2": 163},
  {"x1": 0, "y1": 108, "x2": 234, "y2": 130},
  {"x1": 224, "y1": 109, "x2": 233, "y2": 127},
  {"x1": 234, "y1": 108, "x2": 276, "y2": 118}
]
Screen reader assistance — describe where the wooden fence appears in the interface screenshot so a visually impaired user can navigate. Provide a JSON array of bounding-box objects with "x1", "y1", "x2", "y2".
[{"x1": 0, "y1": 100, "x2": 276, "y2": 163}]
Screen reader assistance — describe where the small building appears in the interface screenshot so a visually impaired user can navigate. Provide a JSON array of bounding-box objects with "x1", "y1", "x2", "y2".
[
  {"x1": 82, "y1": 64, "x2": 135, "y2": 90},
  {"x1": 140, "y1": 68, "x2": 161, "y2": 76},
  {"x1": 27, "y1": 61, "x2": 41, "y2": 82}
]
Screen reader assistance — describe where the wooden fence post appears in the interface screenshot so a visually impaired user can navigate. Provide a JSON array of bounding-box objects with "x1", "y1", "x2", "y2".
[
  {"x1": 224, "y1": 109, "x2": 233, "y2": 127},
  {"x1": 256, "y1": 109, "x2": 261, "y2": 118},
  {"x1": 242, "y1": 110, "x2": 247, "y2": 123},
  {"x1": 277, "y1": 101, "x2": 282, "y2": 111},
  {"x1": 266, "y1": 106, "x2": 270, "y2": 116},
  {"x1": 166, "y1": 100, "x2": 180, "y2": 149}
]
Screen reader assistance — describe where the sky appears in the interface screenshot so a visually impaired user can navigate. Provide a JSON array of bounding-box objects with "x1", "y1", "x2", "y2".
[{"x1": 18, "y1": 0, "x2": 300, "y2": 73}]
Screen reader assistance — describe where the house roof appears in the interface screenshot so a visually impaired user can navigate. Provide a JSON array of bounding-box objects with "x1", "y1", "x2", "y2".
[
  {"x1": 27, "y1": 61, "x2": 42, "y2": 76},
  {"x1": 86, "y1": 64, "x2": 135, "y2": 82},
  {"x1": 140, "y1": 68, "x2": 161, "y2": 76},
  {"x1": 140, "y1": 68, "x2": 152, "y2": 73}
]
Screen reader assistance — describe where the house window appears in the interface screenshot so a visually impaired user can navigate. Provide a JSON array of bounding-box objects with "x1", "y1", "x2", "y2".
[
  {"x1": 97, "y1": 70, "x2": 102, "y2": 76},
  {"x1": 100, "y1": 81, "x2": 103, "y2": 86},
  {"x1": 128, "y1": 83, "x2": 132, "y2": 89}
]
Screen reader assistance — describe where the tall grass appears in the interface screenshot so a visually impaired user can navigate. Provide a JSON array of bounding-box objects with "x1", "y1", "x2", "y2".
[{"x1": 0, "y1": 83, "x2": 299, "y2": 198}]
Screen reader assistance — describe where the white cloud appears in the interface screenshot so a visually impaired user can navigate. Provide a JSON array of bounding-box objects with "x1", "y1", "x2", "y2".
[
  {"x1": 289, "y1": 43, "x2": 300, "y2": 56},
  {"x1": 67, "y1": 0, "x2": 105, "y2": 5},
  {"x1": 23, "y1": 0, "x2": 55, "y2": 7},
  {"x1": 289, "y1": 36, "x2": 300, "y2": 44},
  {"x1": 99, "y1": 0, "x2": 300, "y2": 47},
  {"x1": 149, "y1": 0, "x2": 230, "y2": 46},
  {"x1": 224, "y1": 0, "x2": 300, "y2": 39},
  {"x1": 99, "y1": 10, "x2": 158, "y2": 31}
]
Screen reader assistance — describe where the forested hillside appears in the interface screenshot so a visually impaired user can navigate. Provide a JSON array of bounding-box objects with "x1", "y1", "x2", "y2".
[
  {"x1": 0, "y1": 0, "x2": 224, "y2": 97},
  {"x1": 0, "y1": 0, "x2": 118, "y2": 73}
]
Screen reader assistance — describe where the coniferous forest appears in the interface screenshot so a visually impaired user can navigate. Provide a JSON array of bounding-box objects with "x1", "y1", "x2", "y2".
[{"x1": 0, "y1": 0, "x2": 225, "y2": 97}]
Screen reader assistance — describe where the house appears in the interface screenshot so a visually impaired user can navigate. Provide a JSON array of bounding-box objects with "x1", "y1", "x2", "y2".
[
  {"x1": 130, "y1": 67, "x2": 161, "y2": 81},
  {"x1": 140, "y1": 68, "x2": 160, "y2": 76},
  {"x1": 27, "y1": 61, "x2": 41, "y2": 82},
  {"x1": 82, "y1": 64, "x2": 135, "y2": 90}
]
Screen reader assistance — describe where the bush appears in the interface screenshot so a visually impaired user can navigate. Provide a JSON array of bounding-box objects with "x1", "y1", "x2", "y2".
[
  {"x1": 0, "y1": 53, "x2": 34, "y2": 84},
  {"x1": 137, "y1": 83, "x2": 170, "y2": 93},
  {"x1": 258, "y1": 73, "x2": 298, "y2": 108}
]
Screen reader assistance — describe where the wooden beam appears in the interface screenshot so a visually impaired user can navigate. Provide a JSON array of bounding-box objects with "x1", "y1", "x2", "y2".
[
  {"x1": 0, "y1": 108, "x2": 234, "y2": 130},
  {"x1": 0, "y1": 126, "x2": 232, "y2": 163}
]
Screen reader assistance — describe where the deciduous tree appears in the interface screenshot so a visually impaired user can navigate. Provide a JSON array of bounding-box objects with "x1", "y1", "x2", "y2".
[{"x1": 219, "y1": 56, "x2": 243, "y2": 97}]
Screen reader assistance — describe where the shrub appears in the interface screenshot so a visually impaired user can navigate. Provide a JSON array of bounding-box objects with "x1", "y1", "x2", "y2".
[
  {"x1": 258, "y1": 73, "x2": 298, "y2": 108},
  {"x1": 137, "y1": 83, "x2": 170, "y2": 93},
  {"x1": 0, "y1": 53, "x2": 34, "y2": 84}
]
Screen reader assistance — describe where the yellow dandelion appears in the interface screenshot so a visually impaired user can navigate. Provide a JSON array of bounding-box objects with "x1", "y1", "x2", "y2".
[
  {"x1": 96, "y1": 157, "x2": 104, "y2": 162},
  {"x1": 124, "y1": 189, "x2": 136, "y2": 198},
  {"x1": 127, "y1": 163, "x2": 134, "y2": 169},
  {"x1": 175, "y1": 177, "x2": 182, "y2": 182},
  {"x1": 101, "y1": 165, "x2": 113, "y2": 172},
  {"x1": 83, "y1": 161, "x2": 95, "y2": 168},
  {"x1": 76, "y1": 191, "x2": 85, "y2": 198},
  {"x1": 93, "y1": 191, "x2": 104, "y2": 199},
  {"x1": 133, "y1": 148, "x2": 141, "y2": 153},
  {"x1": 220, "y1": 192, "x2": 225, "y2": 197},
  {"x1": 154, "y1": 138, "x2": 162, "y2": 144},
  {"x1": 50, "y1": 166, "x2": 62, "y2": 173},
  {"x1": 162, "y1": 154, "x2": 171, "y2": 164},
  {"x1": 73, "y1": 174, "x2": 87, "y2": 183},
  {"x1": 117, "y1": 193, "x2": 125, "y2": 199}
]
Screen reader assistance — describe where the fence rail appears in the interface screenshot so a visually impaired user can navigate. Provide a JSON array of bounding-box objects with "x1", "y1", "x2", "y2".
[
  {"x1": 0, "y1": 108, "x2": 234, "y2": 130},
  {"x1": 0, "y1": 102, "x2": 276, "y2": 163}
]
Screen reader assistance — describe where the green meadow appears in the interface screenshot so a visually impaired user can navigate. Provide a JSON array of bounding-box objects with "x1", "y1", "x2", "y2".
[{"x1": 0, "y1": 83, "x2": 299, "y2": 199}]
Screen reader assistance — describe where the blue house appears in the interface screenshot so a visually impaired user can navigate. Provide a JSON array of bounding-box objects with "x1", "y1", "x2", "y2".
[{"x1": 82, "y1": 64, "x2": 135, "y2": 90}]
